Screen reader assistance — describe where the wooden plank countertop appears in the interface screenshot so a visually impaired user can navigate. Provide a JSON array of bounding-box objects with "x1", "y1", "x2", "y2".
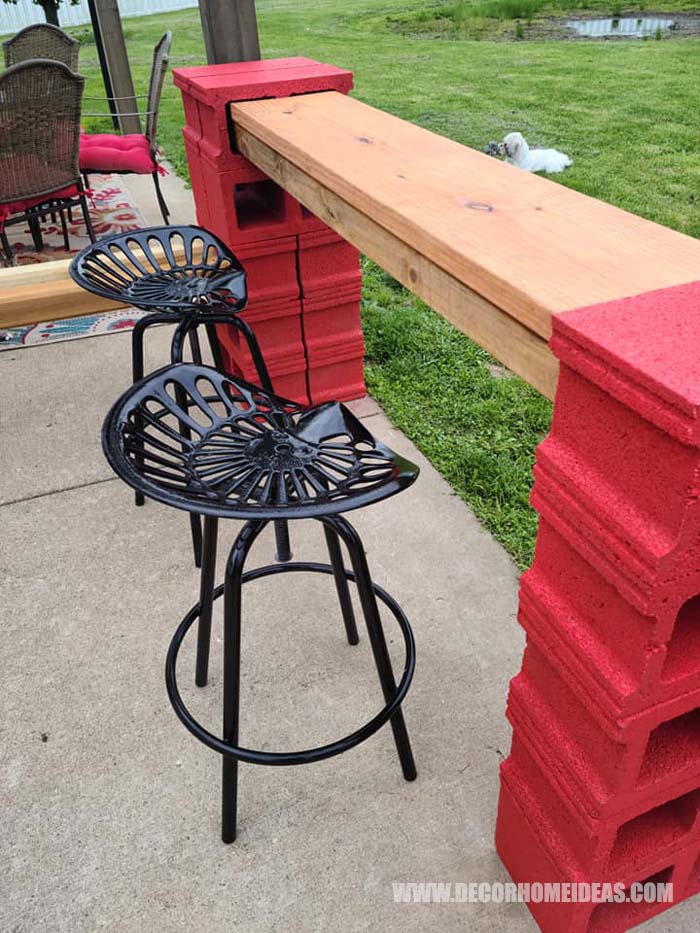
[{"x1": 231, "y1": 91, "x2": 700, "y2": 398}]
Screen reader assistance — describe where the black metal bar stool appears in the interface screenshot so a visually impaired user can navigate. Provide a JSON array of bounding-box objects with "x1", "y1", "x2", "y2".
[
  {"x1": 69, "y1": 225, "x2": 293, "y2": 565},
  {"x1": 102, "y1": 362, "x2": 419, "y2": 842}
]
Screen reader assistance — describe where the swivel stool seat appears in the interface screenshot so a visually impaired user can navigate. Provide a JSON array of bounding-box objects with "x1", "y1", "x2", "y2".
[
  {"x1": 70, "y1": 224, "x2": 290, "y2": 564},
  {"x1": 102, "y1": 362, "x2": 419, "y2": 842}
]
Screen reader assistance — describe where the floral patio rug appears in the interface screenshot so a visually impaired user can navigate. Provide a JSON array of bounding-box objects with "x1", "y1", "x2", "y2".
[{"x1": 0, "y1": 174, "x2": 148, "y2": 351}]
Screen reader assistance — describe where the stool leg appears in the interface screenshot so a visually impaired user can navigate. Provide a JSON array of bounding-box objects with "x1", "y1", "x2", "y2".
[
  {"x1": 188, "y1": 324, "x2": 203, "y2": 364},
  {"x1": 131, "y1": 313, "x2": 176, "y2": 508},
  {"x1": 325, "y1": 515, "x2": 417, "y2": 781},
  {"x1": 187, "y1": 325, "x2": 206, "y2": 567},
  {"x1": 172, "y1": 379, "x2": 203, "y2": 569},
  {"x1": 131, "y1": 317, "x2": 147, "y2": 508},
  {"x1": 195, "y1": 516, "x2": 219, "y2": 687},
  {"x1": 171, "y1": 321, "x2": 203, "y2": 568},
  {"x1": 323, "y1": 526, "x2": 359, "y2": 645},
  {"x1": 205, "y1": 321, "x2": 226, "y2": 373},
  {"x1": 274, "y1": 520, "x2": 292, "y2": 562},
  {"x1": 222, "y1": 519, "x2": 268, "y2": 843}
]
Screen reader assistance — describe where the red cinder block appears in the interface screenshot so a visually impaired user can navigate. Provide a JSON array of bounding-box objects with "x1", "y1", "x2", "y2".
[
  {"x1": 497, "y1": 753, "x2": 698, "y2": 933},
  {"x1": 302, "y1": 288, "x2": 364, "y2": 346},
  {"x1": 301, "y1": 288, "x2": 365, "y2": 403},
  {"x1": 520, "y1": 522, "x2": 664, "y2": 721},
  {"x1": 232, "y1": 236, "x2": 299, "y2": 305},
  {"x1": 298, "y1": 228, "x2": 362, "y2": 296},
  {"x1": 506, "y1": 603, "x2": 700, "y2": 827},
  {"x1": 216, "y1": 297, "x2": 304, "y2": 370},
  {"x1": 497, "y1": 281, "x2": 700, "y2": 931},
  {"x1": 307, "y1": 356, "x2": 365, "y2": 405},
  {"x1": 298, "y1": 205, "x2": 335, "y2": 235},
  {"x1": 183, "y1": 136, "x2": 212, "y2": 231},
  {"x1": 196, "y1": 160, "x2": 305, "y2": 246},
  {"x1": 174, "y1": 57, "x2": 353, "y2": 172},
  {"x1": 216, "y1": 298, "x2": 308, "y2": 405},
  {"x1": 222, "y1": 344, "x2": 309, "y2": 406}
]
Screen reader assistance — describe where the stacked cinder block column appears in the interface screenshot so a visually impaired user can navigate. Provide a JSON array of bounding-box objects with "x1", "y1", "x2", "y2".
[
  {"x1": 173, "y1": 58, "x2": 365, "y2": 404},
  {"x1": 496, "y1": 282, "x2": 700, "y2": 932},
  {"x1": 297, "y1": 226, "x2": 364, "y2": 403}
]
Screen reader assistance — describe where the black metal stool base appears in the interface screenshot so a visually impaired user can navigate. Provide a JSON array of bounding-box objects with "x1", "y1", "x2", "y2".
[{"x1": 165, "y1": 516, "x2": 417, "y2": 844}]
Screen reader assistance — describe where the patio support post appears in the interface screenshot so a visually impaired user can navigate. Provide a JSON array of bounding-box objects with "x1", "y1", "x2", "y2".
[
  {"x1": 496, "y1": 282, "x2": 700, "y2": 932},
  {"x1": 173, "y1": 59, "x2": 365, "y2": 404},
  {"x1": 197, "y1": 0, "x2": 260, "y2": 65},
  {"x1": 93, "y1": 0, "x2": 141, "y2": 135}
]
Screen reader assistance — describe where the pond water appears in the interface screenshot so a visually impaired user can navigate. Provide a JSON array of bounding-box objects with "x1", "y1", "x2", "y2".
[{"x1": 566, "y1": 16, "x2": 676, "y2": 37}]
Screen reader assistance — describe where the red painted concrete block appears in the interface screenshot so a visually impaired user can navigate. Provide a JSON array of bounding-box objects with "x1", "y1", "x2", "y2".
[
  {"x1": 497, "y1": 753, "x2": 699, "y2": 933},
  {"x1": 234, "y1": 236, "x2": 299, "y2": 305},
  {"x1": 183, "y1": 136, "x2": 212, "y2": 231},
  {"x1": 497, "y1": 281, "x2": 700, "y2": 932},
  {"x1": 307, "y1": 357, "x2": 365, "y2": 405},
  {"x1": 504, "y1": 730, "x2": 700, "y2": 884},
  {"x1": 222, "y1": 349, "x2": 309, "y2": 406},
  {"x1": 302, "y1": 287, "x2": 366, "y2": 403},
  {"x1": 302, "y1": 287, "x2": 364, "y2": 344},
  {"x1": 298, "y1": 205, "x2": 335, "y2": 235},
  {"x1": 298, "y1": 228, "x2": 362, "y2": 296},
  {"x1": 216, "y1": 297, "x2": 308, "y2": 405},
  {"x1": 174, "y1": 57, "x2": 353, "y2": 173},
  {"x1": 176, "y1": 57, "x2": 361, "y2": 395},
  {"x1": 193, "y1": 157, "x2": 306, "y2": 246},
  {"x1": 507, "y1": 641, "x2": 700, "y2": 821}
]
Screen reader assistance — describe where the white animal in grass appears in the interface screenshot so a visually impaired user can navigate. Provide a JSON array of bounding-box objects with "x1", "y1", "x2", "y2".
[{"x1": 500, "y1": 131, "x2": 572, "y2": 174}]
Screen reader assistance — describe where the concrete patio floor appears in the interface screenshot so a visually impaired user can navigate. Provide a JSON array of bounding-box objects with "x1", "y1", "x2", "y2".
[{"x1": 1, "y1": 171, "x2": 697, "y2": 932}]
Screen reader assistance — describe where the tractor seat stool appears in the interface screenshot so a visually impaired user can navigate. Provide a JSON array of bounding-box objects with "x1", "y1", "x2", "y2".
[
  {"x1": 70, "y1": 224, "x2": 291, "y2": 568},
  {"x1": 102, "y1": 362, "x2": 419, "y2": 843}
]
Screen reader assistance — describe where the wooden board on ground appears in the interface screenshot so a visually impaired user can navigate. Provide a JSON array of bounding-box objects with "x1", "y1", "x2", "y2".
[
  {"x1": 231, "y1": 91, "x2": 700, "y2": 347},
  {"x1": 0, "y1": 259, "x2": 125, "y2": 330},
  {"x1": 0, "y1": 240, "x2": 191, "y2": 330}
]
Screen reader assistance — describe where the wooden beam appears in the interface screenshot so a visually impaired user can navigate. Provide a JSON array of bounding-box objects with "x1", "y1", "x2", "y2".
[
  {"x1": 235, "y1": 126, "x2": 558, "y2": 399},
  {"x1": 231, "y1": 93, "x2": 700, "y2": 343},
  {"x1": 197, "y1": 0, "x2": 260, "y2": 65},
  {"x1": 0, "y1": 239, "x2": 189, "y2": 330},
  {"x1": 0, "y1": 260, "x2": 124, "y2": 330}
]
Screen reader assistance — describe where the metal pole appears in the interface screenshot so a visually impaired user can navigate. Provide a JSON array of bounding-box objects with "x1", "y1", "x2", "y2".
[
  {"x1": 86, "y1": 0, "x2": 120, "y2": 131},
  {"x1": 93, "y1": 0, "x2": 142, "y2": 135},
  {"x1": 197, "y1": 0, "x2": 261, "y2": 64}
]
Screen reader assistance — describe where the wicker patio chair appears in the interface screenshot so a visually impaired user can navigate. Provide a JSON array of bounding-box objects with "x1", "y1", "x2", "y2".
[
  {"x1": 2, "y1": 23, "x2": 79, "y2": 71},
  {"x1": 0, "y1": 59, "x2": 95, "y2": 264},
  {"x1": 80, "y1": 32, "x2": 172, "y2": 224}
]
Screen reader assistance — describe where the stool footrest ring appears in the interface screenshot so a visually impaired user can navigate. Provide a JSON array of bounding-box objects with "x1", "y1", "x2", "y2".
[{"x1": 165, "y1": 561, "x2": 415, "y2": 767}]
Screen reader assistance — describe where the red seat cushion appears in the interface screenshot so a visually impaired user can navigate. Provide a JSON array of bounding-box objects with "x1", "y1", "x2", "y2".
[
  {"x1": 79, "y1": 133, "x2": 155, "y2": 175},
  {"x1": 0, "y1": 183, "x2": 80, "y2": 226}
]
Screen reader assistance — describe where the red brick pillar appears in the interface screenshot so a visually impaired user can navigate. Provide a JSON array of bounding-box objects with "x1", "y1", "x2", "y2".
[
  {"x1": 496, "y1": 282, "x2": 700, "y2": 932},
  {"x1": 173, "y1": 58, "x2": 365, "y2": 404}
]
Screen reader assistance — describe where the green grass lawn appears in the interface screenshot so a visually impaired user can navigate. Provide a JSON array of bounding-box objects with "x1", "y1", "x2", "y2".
[{"x1": 16, "y1": 0, "x2": 699, "y2": 566}]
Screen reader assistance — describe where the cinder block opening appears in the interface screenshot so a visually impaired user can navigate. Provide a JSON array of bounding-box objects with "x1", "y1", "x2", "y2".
[
  {"x1": 638, "y1": 708, "x2": 700, "y2": 786},
  {"x1": 233, "y1": 181, "x2": 286, "y2": 230},
  {"x1": 608, "y1": 790, "x2": 700, "y2": 873},
  {"x1": 588, "y1": 867, "x2": 674, "y2": 932},
  {"x1": 662, "y1": 595, "x2": 700, "y2": 682}
]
